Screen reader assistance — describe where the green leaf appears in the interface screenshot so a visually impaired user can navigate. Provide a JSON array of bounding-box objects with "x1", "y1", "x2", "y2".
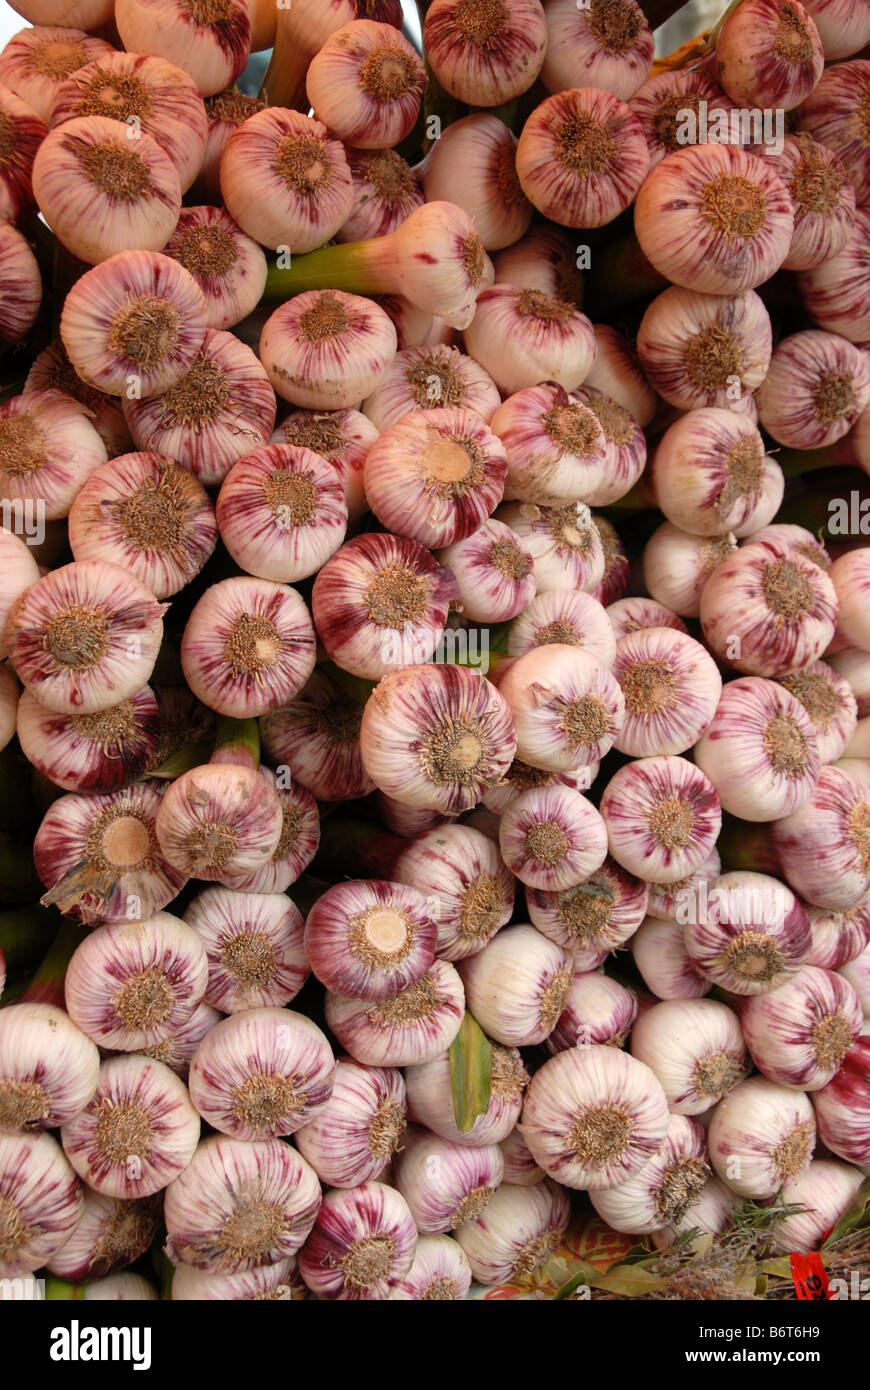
[
  {"x1": 759, "y1": 1257, "x2": 794, "y2": 1279},
  {"x1": 552, "y1": 1263, "x2": 600, "y2": 1301},
  {"x1": 824, "y1": 1175, "x2": 870, "y2": 1247},
  {"x1": 588, "y1": 1264, "x2": 668, "y2": 1297},
  {"x1": 449, "y1": 1012, "x2": 492, "y2": 1133}
]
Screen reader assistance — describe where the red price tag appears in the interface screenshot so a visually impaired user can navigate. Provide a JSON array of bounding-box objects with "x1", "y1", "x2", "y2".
[{"x1": 791, "y1": 1251, "x2": 833, "y2": 1300}]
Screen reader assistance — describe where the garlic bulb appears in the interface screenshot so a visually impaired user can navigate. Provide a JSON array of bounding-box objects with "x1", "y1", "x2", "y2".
[
  {"x1": 362, "y1": 343, "x2": 499, "y2": 432},
  {"x1": 650, "y1": 1175, "x2": 736, "y2": 1252},
  {"x1": 0, "y1": 1129, "x2": 82, "y2": 1276},
  {"x1": 497, "y1": 499, "x2": 605, "y2": 595},
  {"x1": 184, "y1": 885, "x2": 309, "y2": 1013},
  {"x1": 715, "y1": 0, "x2": 823, "y2": 110},
  {"x1": 0, "y1": 389, "x2": 107, "y2": 521},
  {"x1": 807, "y1": 900, "x2": 870, "y2": 971},
  {"x1": 458, "y1": 924, "x2": 571, "y2": 1047},
  {"x1": 636, "y1": 285, "x2": 772, "y2": 414},
  {"x1": 508, "y1": 589, "x2": 617, "y2": 668},
  {"x1": 325, "y1": 959, "x2": 465, "y2": 1068},
  {"x1": 393, "y1": 823, "x2": 515, "y2": 963},
  {"x1": 600, "y1": 755, "x2": 722, "y2": 885},
  {"x1": 541, "y1": 0, "x2": 653, "y2": 100},
  {"x1": 46, "y1": 1188, "x2": 160, "y2": 1282},
  {"x1": 643, "y1": 523, "x2": 738, "y2": 620},
  {"x1": 683, "y1": 871, "x2": 812, "y2": 996},
  {"x1": 498, "y1": 785, "x2": 608, "y2": 892},
  {"x1": 498, "y1": 644, "x2": 625, "y2": 772},
  {"x1": 490, "y1": 384, "x2": 609, "y2": 507},
  {"x1": 405, "y1": 1045, "x2": 529, "y2": 1148},
  {"x1": 421, "y1": 114, "x2": 532, "y2": 252},
  {"x1": 839, "y1": 944, "x2": 870, "y2": 1016},
  {"x1": 260, "y1": 289, "x2": 397, "y2": 411},
  {"x1": 521, "y1": 1044, "x2": 670, "y2": 1189},
  {"x1": 547, "y1": 970, "x2": 638, "y2": 1054},
  {"x1": 0, "y1": 27, "x2": 113, "y2": 124},
  {"x1": 499, "y1": 1130, "x2": 545, "y2": 1186},
  {"x1": 707, "y1": 1075, "x2": 817, "y2": 1197},
  {"x1": 438, "y1": 520, "x2": 536, "y2": 624},
  {"x1": 306, "y1": 20, "x2": 424, "y2": 150},
  {"x1": 769, "y1": 1160, "x2": 864, "y2": 1255},
  {"x1": 454, "y1": 1179, "x2": 569, "y2": 1285},
  {"x1": 294, "y1": 1059, "x2": 406, "y2": 1188},
  {"x1": 304, "y1": 879, "x2": 437, "y2": 1001},
  {"x1": 772, "y1": 765, "x2": 870, "y2": 910},
  {"x1": 811, "y1": 1034, "x2": 869, "y2": 1167},
  {"x1": 389, "y1": 1234, "x2": 472, "y2": 1301},
  {"x1": 741, "y1": 965, "x2": 863, "y2": 1090},
  {"x1": 298, "y1": 1181, "x2": 417, "y2": 1300},
  {"x1": 188, "y1": 1008, "x2": 335, "y2": 1141},
  {"x1": 631, "y1": 916, "x2": 711, "y2": 1000},
  {"x1": 631, "y1": 999, "x2": 747, "y2": 1116},
  {"x1": 260, "y1": 668, "x2": 374, "y2": 803},
  {"x1": 756, "y1": 330, "x2": 870, "y2": 449},
  {"x1": 172, "y1": 1258, "x2": 299, "y2": 1301},
  {"x1": 164, "y1": 1134, "x2": 321, "y2": 1272},
  {"x1": 0, "y1": 1002, "x2": 99, "y2": 1131},
  {"x1": 612, "y1": 627, "x2": 722, "y2": 757},
  {"x1": 423, "y1": 0, "x2": 547, "y2": 107},
  {"x1": 527, "y1": 856, "x2": 649, "y2": 967},
  {"x1": 650, "y1": 408, "x2": 784, "y2": 539},
  {"x1": 393, "y1": 1126, "x2": 504, "y2": 1234},
  {"x1": 590, "y1": 1114, "x2": 709, "y2": 1234},
  {"x1": 464, "y1": 286, "x2": 597, "y2": 396}
]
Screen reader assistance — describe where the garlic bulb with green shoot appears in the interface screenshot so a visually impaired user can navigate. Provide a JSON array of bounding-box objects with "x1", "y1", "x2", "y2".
[
  {"x1": 630, "y1": 998, "x2": 747, "y2": 1116},
  {"x1": 184, "y1": 884, "x2": 308, "y2": 1013},
  {"x1": 61, "y1": 1054, "x2": 200, "y2": 1198},
  {"x1": 325, "y1": 958, "x2": 464, "y2": 1067},
  {"x1": 164, "y1": 1134, "x2": 321, "y2": 1272},
  {"x1": 521, "y1": 1044, "x2": 670, "y2": 1190},
  {"x1": 406, "y1": 1044, "x2": 529, "y2": 1148},
  {"x1": 294, "y1": 1059, "x2": 406, "y2": 1189},
  {"x1": 64, "y1": 914, "x2": 208, "y2": 1053},
  {"x1": 0, "y1": 1001, "x2": 99, "y2": 1132},
  {"x1": 707, "y1": 1075, "x2": 817, "y2": 1198},
  {"x1": 188, "y1": 1007, "x2": 335, "y2": 1141}
]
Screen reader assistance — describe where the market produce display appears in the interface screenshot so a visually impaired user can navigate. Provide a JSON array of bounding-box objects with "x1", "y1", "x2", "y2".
[{"x1": 0, "y1": 0, "x2": 870, "y2": 1304}]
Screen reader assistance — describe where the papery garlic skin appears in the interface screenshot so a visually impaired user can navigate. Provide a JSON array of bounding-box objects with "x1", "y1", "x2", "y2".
[
  {"x1": 839, "y1": 943, "x2": 870, "y2": 1016},
  {"x1": 584, "y1": 324, "x2": 657, "y2": 429},
  {"x1": 454, "y1": 1178, "x2": 569, "y2": 1285},
  {"x1": 600, "y1": 755, "x2": 722, "y2": 885},
  {"x1": 458, "y1": 924, "x2": 571, "y2": 1047},
  {"x1": 684, "y1": 871, "x2": 812, "y2": 996},
  {"x1": 188, "y1": 1008, "x2": 335, "y2": 1141},
  {"x1": 590, "y1": 1113, "x2": 709, "y2": 1235},
  {"x1": 631, "y1": 915, "x2": 711, "y2": 1001},
  {"x1": 0, "y1": 1129, "x2": 82, "y2": 1276},
  {"x1": 807, "y1": 899, "x2": 870, "y2": 970},
  {"x1": 219, "y1": 770, "x2": 318, "y2": 895},
  {"x1": 114, "y1": 0, "x2": 251, "y2": 98},
  {"x1": 60, "y1": 250, "x2": 208, "y2": 400},
  {"x1": 297, "y1": 1181, "x2": 416, "y2": 1300},
  {"x1": 389, "y1": 1234, "x2": 472, "y2": 1301},
  {"x1": 741, "y1": 964, "x2": 863, "y2": 1090},
  {"x1": 498, "y1": 644, "x2": 625, "y2": 772},
  {"x1": 64, "y1": 914, "x2": 209, "y2": 1052},
  {"x1": 521, "y1": 1044, "x2": 670, "y2": 1190},
  {"x1": 164, "y1": 1134, "x2": 321, "y2": 1272},
  {"x1": 527, "y1": 856, "x2": 649, "y2": 966},
  {"x1": 46, "y1": 1188, "x2": 160, "y2": 1282},
  {"x1": 295, "y1": 1059, "x2": 406, "y2": 1189},
  {"x1": 547, "y1": 970, "x2": 638, "y2": 1054},
  {"x1": 306, "y1": 20, "x2": 424, "y2": 151},
  {"x1": 799, "y1": 206, "x2": 870, "y2": 344},
  {"x1": 499, "y1": 1129, "x2": 545, "y2": 1186},
  {"x1": 360, "y1": 664, "x2": 517, "y2": 815},
  {"x1": 634, "y1": 145, "x2": 794, "y2": 295},
  {"x1": 707, "y1": 1075, "x2": 816, "y2": 1198},
  {"x1": 405, "y1": 1045, "x2": 529, "y2": 1148},
  {"x1": 393, "y1": 823, "x2": 515, "y2": 962},
  {"x1": 304, "y1": 879, "x2": 437, "y2": 1001},
  {"x1": 272, "y1": 408, "x2": 377, "y2": 525},
  {"x1": 631, "y1": 999, "x2": 747, "y2": 1116},
  {"x1": 508, "y1": 590, "x2": 617, "y2": 668},
  {"x1": 778, "y1": 661, "x2": 857, "y2": 766},
  {"x1": 325, "y1": 959, "x2": 465, "y2": 1068},
  {"x1": 0, "y1": 527, "x2": 41, "y2": 662},
  {"x1": 67, "y1": 453, "x2": 218, "y2": 600},
  {"x1": 769, "y1": 1160, "x2": 864, "y2": 1255},
  {"x1": 772, "y1": 765, "x2": 870, "y2": 910},
  {"x1": 184, "y1": 884, "x2": 308, "y2": 1013},
  {"x1": 831, "y1": 549, "x2": 870, "y2": 653},
  {"x1": 393, "y1": 1126, "x2": 504, "y2": 1234},
  {"x1": 61, "y1": 1055, "x2": 200, "y2": 1199},
  {"x1": 0, "y1": 1002, "x2": 100, "y2": 1132},
  {"x1": 637, "y1": 286, "x2": 772, "y2": 414},
  {"x1": 700, "y1": 542, "x2": 839, "y2": 679},
  {"x1": 812, "y1": 1035, "x2": 870, "y2": 1165},
  {"x1": 221, "y1": 107, "x2": 352, "y2": 252}
]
